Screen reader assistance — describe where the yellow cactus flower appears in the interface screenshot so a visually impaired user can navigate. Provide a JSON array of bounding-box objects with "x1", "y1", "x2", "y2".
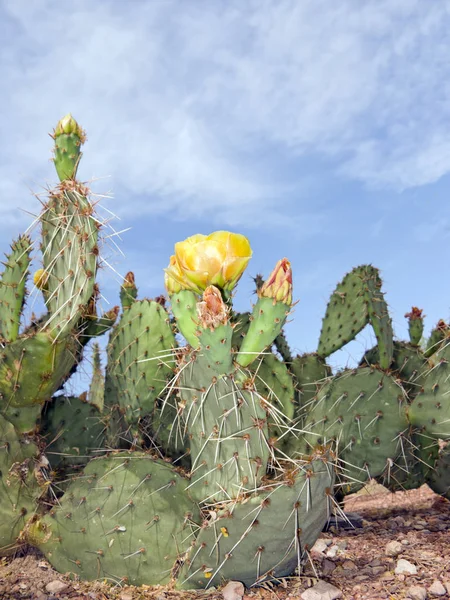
[
  {"x1": 33, "y1": 268, "x2": 48, "y2": 291},
  {"x1": 164, "y1": 255, "x2": 191, "y2": 294},
  {"x1": 172, "y1": 231, "x2": 252, "y2": 293},
  {"x1": 259, "y1": 258, "x2": 293, "y2": 305}
]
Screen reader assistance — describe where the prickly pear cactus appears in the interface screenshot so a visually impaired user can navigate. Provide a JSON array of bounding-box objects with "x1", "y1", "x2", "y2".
[
  {"x1": 29, "y1": 453, "x2": 200, "y2": 585},
  {"x1": 0, "y1": 415, "x2": 45, "y2": 555},
  {"x1": 300, "y1": 367, "x2": 409, "y2": 493},
  {"x1": 179, "y1": 451, "x2": 333, "y2": 589},
  {"x1": 408, "y1": 341, "x2": 450, "y2": 439},
  {"x1": 318, "y1": 265, "x2": 393, "y2": 369}
]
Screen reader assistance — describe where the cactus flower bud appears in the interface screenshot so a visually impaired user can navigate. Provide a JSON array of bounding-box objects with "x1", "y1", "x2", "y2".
[
  {"x1": 33, "y1": 268, "x2": 48, "y2": 291},
  {"x1": 259, "y1": 258, "x2": 293, "y2": 305},
  {"x1": 405, "y1": 306, "x2": 424, "y2": 346},
  {"x1": 171, "y1": 231, "x2": 252, "y2": 294},
  {"x1": 53, "y1": 113, "x2": 86, "y2": 141},
  {"x1": 120, "y1": 271, "x2": 138, "y2": 309}
]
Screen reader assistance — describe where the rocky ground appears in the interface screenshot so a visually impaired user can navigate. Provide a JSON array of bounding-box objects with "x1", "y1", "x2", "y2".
[{"x1": 0, "y1": 483, "x2": 448, "y2": 600}]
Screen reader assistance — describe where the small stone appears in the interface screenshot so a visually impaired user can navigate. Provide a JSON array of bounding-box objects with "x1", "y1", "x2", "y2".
[
  {"x1": 322, "y1": 559, "x2": 336, "y2": 576},
  {"x1": 301, "y1": 580, "x2": 343, "y2": 600},
  {"x1": 342, "y1": 560, "x2": 356, "y2": 570},
  {"x1": 326, "y1": 545, "x2": 339, "y2": 558},
  {"x1": 311, "y1": 539, "x2": 329, "y2": 554},
  {"x1": 401, "y1": 539, "x2": 409, "y2": 545},
  {"x1": 428, "y1": 580, "x2": 446, "y2": 596},
  {"x1": 407, "y1": 585, "x2": 427, "y2": 600},
  {"x1": 45, "y1": 580, "x2": 69, "y2": 594},
  {"x1": 336, "y1": 541, "x2": 347, "y2": 550},
  {"x1": 395, "y1": 559, "x2": 417, "y2": 575},
  {"x1": 222, "y1": 580, "x2": 245, "y2": 600},
  {"x1": 385, "y1": 540, "x2": 403, "y2": 557},
  {"x1": 120, "y1": 594, "x2": 134, "y2": 600},
  {"x1": 34, "y1": 592, "x2": 48, "y2": 600},
  {"x1": 371, "y1": 566, "x2": 386, "y2": 576}
]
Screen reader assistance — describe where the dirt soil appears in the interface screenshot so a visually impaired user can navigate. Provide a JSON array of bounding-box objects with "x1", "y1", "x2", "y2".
[{"x1": 0, "y1": 483, "x2": 448, "y2": 600}]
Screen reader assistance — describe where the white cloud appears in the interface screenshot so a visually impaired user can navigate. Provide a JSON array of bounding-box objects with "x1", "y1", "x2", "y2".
[{"x1": 2, "y1": 0, "x2": 450, "y2": 231}]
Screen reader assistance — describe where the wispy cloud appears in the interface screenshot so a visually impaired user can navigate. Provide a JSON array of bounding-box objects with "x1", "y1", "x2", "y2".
[{"x1": 2, "y1": 0, "x2": 450, "y2": 232}]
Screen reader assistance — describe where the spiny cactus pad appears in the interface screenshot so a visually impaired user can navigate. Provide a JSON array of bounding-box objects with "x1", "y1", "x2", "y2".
[
  {"x1": 0, "y1": 332, "x2": 82, "y2": 432},
  {"x1": 0, "y1": 235, "x2": 32, "y2": 343},
  {"x1": 179, "y1": 453, "x2": 333, "y2": 588},
  {"x1": 40, "y1": 180, "x2": 99, "y2": 337},
  {"x1": 0, "y1": 415, "x2": 44, "y2": 555},
  {"x1": 30, "y1": 453, "x2": 199, "y2": 586},
  {"x1": 300, "y1": 367, "x2": 409, "y2": 492},
  {"x1": 408, "y1": 342, "x2": 450, "y2": 438},
  {"x1": 361, "y1": 341, "x2": 428, "y2": 401},
  {"x1": 105, "y1": 300, "x2": 176, "y2": 434},
  {"x1": 41, "y1": 395, "x2": 105, "y2": 474},
  {"x1": 317, "y1": 265, "x2": 393, "y2": 367}
]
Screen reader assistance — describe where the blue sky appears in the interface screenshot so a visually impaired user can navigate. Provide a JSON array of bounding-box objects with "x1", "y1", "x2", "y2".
[{"x1": 1, "y1": 0, "x2": 450, "y2": 389}]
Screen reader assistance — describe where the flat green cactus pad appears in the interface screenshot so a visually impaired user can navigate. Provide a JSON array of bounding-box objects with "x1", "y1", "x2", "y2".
[
  {"x1": 408, "y1": 342, "x2": 450, "y2": 438},
  {"x1": 30, "y1": 453, "x2": 199, "y2": 586},
  {"x1": 301, "y1": 367, "x2": 409, "y2": 492},
  {"x1": 0, "y1": 415, "x2": 44, "y2": 555},
  {"x1": 179, "y1": 452, "x2": 333, "y2": 589}
]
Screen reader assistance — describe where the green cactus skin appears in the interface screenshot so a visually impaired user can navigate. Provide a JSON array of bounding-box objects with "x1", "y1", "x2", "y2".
[
  {"x1": 424, "y1": 320, "x2": 449, "y2": 358},
  {"x1": 29, "y1": 453, "x2": 200, "y2": 585},
  {"x1": 88, "y1": 343, "x2": 105, "y2": 411},
  {"x1": 274, "y1": 329, "x2": 293, "y2": 363},
  {"x1": 0, "y1": 414, "x2": 45, "y2": 555},
  {"x1": 120, "y1": 272, "x2": 138, "y2": 310},
  {"x1": 40, "y1": 180, "x2": 99, "y2": 338},
  {"x1": 179, "y1": 451, "x2": 334, "y2": 589},
  {"x1": 300, "y1": 367, "x2": 409, "y2": 494},
  {"x1": 83, "y1": 306, "x2": 119, "y2": 340},
  {"x1": 408, "y1": 342, "x2": 450, "y2": 439},
  {"x1": 170, "y1": 290, "x2": 200, "y2": 347},
  {"x1": 317, "y1": 266, "x2": 372, "y2": 358},
  {"x1": 236, "y1": 297, "x2": 290, "y2": 368},
  {"x1": 0, "y1": 332, "x2": 82, "y2": 432},
  {"x1": 0, "y1": 235, "x2": 32, "y2": 343},
  {"x1": 425, "y1": 440, "x2": 450, "y2": 498},
  {"x1": 361, "y1": 341, "x2": 428, "y2": 402},
  {"x1": 230, "y1": 311, "x2": 251, "y2": 349},
  {"x1": 52, "y1": 114, "x2": 85, "y2": 181},
  {"x1": 290, "y1": 353, "x2": 332, "y2": 410},
  {"x1": 179, "y1": 349, "x2": 271, "y2": 503},
  {"x1": 405, "y1": 308, "x2": 424, "y2": 347},
  {"x1": 364, "y1": 271, "x2": 394, "y2": 369},
  {"x1": 40, "y1": 395, "x2": 105, "y2": 475},
  {"x1": 317, "y1": 265, "x2": 393, "y2": 368},
  {"x1": 104, "y1": 299, "x2": 176, "y2": 437}
]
